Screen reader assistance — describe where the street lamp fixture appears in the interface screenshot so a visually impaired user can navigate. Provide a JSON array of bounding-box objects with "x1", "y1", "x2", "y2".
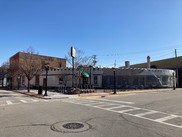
[{"x1": 44, "y1": 64, "x2": 49, "y2": 96}]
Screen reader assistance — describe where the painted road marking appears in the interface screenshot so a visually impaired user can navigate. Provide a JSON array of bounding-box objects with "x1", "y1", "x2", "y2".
[
  {"x1": 135, "y1": 110, "x2": 158, "y2": 117},
  {"x1": 20, "y1": 100, "x2": 28, "y2": 103},
  {"x1": 118, "y1": 108, "x2": 140, "y2": 113},
  {"x1": 63, "y1": 98, "x2": 182, "y2": 129},
  {"x1": 92, "y1": 98, "x2": 134, "y2": 104},
  {"x1": 31, "y1": 99, "x2": 39, "y2": 102},
  {"x1": 106, "y1": 105, "x2": 126, "y2": 110},
  {"x1": 6, "y1": 101, "x2": 13, "y2": 105},
  {"x1": 84, "y1": 102, "x2": 106, "y2": 105},
  {"x1": 93, "y1": 103, "x2": 115, "y2": 107},
  {"x1": 155, "y1": 115, "x2": 178, "y2": 122},
  {"x1": 0, "y1": 99, "x2": 49, "y2": 107}
]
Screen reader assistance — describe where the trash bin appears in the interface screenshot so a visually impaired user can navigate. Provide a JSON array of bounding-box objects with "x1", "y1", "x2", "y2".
[{"x1": 38, "y1": 86, "x2": 42, "y2": 95}]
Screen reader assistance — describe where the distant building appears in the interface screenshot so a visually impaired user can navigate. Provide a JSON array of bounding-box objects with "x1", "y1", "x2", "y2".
[
  {"x1": 9, "y1": 52, "x2": 66, "y2": 89},
  {"x1": 130, "y1": 56, "x2": 182, "y2": 87}
]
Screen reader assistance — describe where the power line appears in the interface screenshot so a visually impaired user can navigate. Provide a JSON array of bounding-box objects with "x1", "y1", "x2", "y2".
[{"x1": 95, "y1": 44, "x2": 182, "y2": 57}]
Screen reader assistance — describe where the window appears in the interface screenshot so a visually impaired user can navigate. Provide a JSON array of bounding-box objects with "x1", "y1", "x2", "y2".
[
  {"x1": 59, "y1": 77, "x2": 63, "y2": 84},
  {"x1": 94, "y1": 76, "x2": 98, "y2": 85},
  {"x1": 59, "y1": 63, "x2": 62, "y2": 68}
]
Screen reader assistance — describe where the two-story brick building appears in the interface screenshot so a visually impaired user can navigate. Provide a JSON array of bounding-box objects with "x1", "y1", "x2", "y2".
[{"x1": 9, "y1": 52, "x2": 66, "y2": 89}]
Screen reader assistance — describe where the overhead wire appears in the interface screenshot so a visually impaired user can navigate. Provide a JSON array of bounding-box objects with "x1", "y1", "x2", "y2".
[
  {"x1": 96, "y1": 44, "x2": 182, "y2": 57},
  {"x1": 95, "y1": 44, "x2": 182, "y2": 67}
]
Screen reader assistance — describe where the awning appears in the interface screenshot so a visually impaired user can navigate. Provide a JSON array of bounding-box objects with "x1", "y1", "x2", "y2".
[{"x1": 82, "y1": 72, "x2": 89, "y2": 78}]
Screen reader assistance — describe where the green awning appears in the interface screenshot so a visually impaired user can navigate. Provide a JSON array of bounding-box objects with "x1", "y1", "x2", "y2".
[{"x1": 82, "y1": 72, "x2": 89, "y2": 78}]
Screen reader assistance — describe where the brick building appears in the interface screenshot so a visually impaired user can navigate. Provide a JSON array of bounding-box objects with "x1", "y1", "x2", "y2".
[{"x1": 9, "y1": 52, "x2": 66, "y2": 88}]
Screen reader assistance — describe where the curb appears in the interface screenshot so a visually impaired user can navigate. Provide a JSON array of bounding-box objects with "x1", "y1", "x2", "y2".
[
  {"x1": 13, "y1": 90, "x2": 48, "y2": 99},
  {"x1": 12, "y1": 90, "x2": 74, "y2": 100},
  {"x1": 12, "y1": 90, "x2": 69, "y2": 100},
  {"x1": 11, "y1": 88, "x2": 182, "y2": 99},
  {"x1": 79, "y1": 88, "x2": 181, "y2": 98}
]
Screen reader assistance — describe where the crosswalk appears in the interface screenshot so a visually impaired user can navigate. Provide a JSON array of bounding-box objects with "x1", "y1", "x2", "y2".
[
  {"x1": 63, "y1": 98, "x2": 182, "y2": 129},
  {"x1": 0, "y1": 98, "x2": 50, "y2": 107}
]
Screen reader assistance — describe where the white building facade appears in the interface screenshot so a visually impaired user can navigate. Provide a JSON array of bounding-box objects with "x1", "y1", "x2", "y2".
[{"x1": 38, "y1": 67, "x2": 175, "y2": 91}]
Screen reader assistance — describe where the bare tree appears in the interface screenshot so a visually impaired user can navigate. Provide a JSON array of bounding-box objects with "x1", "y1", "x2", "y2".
[
  {"x1": 19, "y1": 47, "x2": 42, "y2": 92},
  {"x1": 0, "y1": 61, "x2": 9, "y2": 87},
  {"x1": 8, "y1": 60, "x2": 19, "y2": 89},
  {"x1": 65, "y1": 48, "x2": 97, "y2": 68}
]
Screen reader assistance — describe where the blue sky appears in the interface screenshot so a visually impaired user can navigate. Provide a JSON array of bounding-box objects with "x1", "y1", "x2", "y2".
[{"x1": 0, "y1": 0, "x2": 182, "y2": 67}]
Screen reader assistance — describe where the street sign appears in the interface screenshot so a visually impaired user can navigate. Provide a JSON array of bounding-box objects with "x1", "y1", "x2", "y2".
[{"x1": 71, "y1": 47, "x2": 76, "y2": 58}]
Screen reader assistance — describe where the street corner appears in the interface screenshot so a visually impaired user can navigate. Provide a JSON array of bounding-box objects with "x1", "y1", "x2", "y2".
[{"x1": 13, "y1": 89, "x2": 46, "y2": 99}]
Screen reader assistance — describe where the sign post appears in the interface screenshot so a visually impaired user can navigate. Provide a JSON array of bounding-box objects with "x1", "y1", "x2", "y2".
[{"x1": 71, "y1": 47, "x2": 76, "y2": 89}]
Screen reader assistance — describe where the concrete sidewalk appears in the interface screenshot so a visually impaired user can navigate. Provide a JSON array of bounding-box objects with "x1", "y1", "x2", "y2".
[{"x1": 13, "y1": 89, "x2": 78, "y2": 99}]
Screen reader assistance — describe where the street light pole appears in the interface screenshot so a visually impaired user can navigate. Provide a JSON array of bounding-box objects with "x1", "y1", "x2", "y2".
[
  {"x1": 89, "y1": 65, "x2": 92, "y2": 88},
  {"x1": 173, "y1": 72, "x2": 176, "y2": 90},
  {"x1": 113, "y1": 69, "x2": 116, "y2": 94},
  {"x1": 44, "y1": 64, "x2": 49, "y2": 96},
  {"x1": 17, "y1": 74, "x2": 20, "y2": 90}
]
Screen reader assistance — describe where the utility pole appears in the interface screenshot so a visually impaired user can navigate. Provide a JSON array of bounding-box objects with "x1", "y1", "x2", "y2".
[
  {"x1": 175, "y1": 49, "x2": 177, "y2": 57},
  {"x1": 93, "y1": 55, "x2": 97, "y2": 67},
  {"x1": 114, "y1": 60, "x2": 116, "y2": 68}
]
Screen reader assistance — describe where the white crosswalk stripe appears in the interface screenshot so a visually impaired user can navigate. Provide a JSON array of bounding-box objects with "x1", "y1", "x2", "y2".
[
  {"x1": 135, "y1": 110, "x2": 158, "y2": 117},
  {"x1": 20, "y1": 100, "x2": 27, "y2": 103},
  {"x1": 6, "y1": 101, "x2": 13, "y2": 105},
  {"x1": 31, "y1": 99, "x2": 39, "y2": 102},
  {"x1": 0, "y1": 98, "x2": 50, "y2": 107},
  {"x1": 63, "y1": 98, "x2": 182, "y2": 129},
  {"x1": 93, "y1": 103, "x2": 115, "y2": 107},
  {"x1": 118, "y1": 108, "x2": 140, "y2": 113},
  {"x1": 106, "y1": 105, "x2": 126, "y2": 110},
  {"x1": 155, "y1": 115, "x2": 178, "y2": 122}
]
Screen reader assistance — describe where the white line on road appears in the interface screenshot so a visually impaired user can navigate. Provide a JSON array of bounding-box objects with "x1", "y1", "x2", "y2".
[
  {"x1": 6, "y1": 101, "x2": 13, "y2": 105},
  {"x1": 125, "y1": 112, "x2": 182, "y2": 129},
  {"x1": 20, "y1": 100, "x2": 27, "y2": 103},
  {"x1": 31, "y1": 99, "x2": 39, "y2": 102},
  {"x1": 93, "y1": 103, "x2": 115, "y2": 107},
  {"x1": 135, "y1": 111, "x2": 158, "y2": 117},
  {"x1": 118, "y1": 108, "x2": 140, "y2": 113},
  {"x1": 93, "y1": 98, "x2": 134, "y2": 104},
  {"x1": 105, "y1": 105, "x2": 126, "y2": 110},
  {"x1": 155, "y1": 115, "x2": 178, "y2": 122},
  {"x1": 84, "y1": 102, "x2": 105, "y2": 105},
  {"x1": 64, "y1": 98, "x2": 182, "y2": 129}
]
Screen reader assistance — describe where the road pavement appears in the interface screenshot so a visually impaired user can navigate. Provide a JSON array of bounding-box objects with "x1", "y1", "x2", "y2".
[{"x1": 1, "y1": 89, "x2": 182, "y2": 137}]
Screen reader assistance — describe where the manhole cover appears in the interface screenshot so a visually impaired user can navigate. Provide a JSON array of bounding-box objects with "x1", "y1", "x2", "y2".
[
  {"x1": 63, "y1": 122, "x2": 84, "y2": 129},
  {"x1": 51, "y1": 121, "x2": 91, "y2": 133}
]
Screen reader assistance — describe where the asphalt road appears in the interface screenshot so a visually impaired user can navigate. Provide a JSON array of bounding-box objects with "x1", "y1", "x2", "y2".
[{"x1": 0, "y1": 89, "x2": 182, "y2": 137}]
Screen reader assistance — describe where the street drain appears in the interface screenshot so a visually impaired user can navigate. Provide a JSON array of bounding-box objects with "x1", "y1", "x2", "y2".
[{"x1": 51, "y1": 121, "x2": 91, "y2": 133}]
